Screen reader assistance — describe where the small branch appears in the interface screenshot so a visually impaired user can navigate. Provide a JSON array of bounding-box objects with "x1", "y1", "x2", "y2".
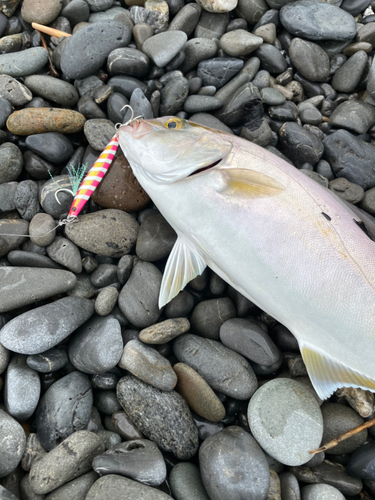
[
  {"x1": 36, "y1": 30, "x2": 59, "y2": 78},
  {"x1": 32, "y1": 22, "x2": 72, "y2": 38},
  {"x1": 309, "y1": 417, "x2": 375, "y2": 454}
]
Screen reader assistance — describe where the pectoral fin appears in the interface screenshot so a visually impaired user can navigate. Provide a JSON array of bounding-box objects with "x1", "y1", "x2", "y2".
[
  {"x1": 301, "y1": 344, "x2": 375, "y2": 400},
  {"x1": 159, "y1": 235, "x2": 206, "y2": 308},
  {"x1": 217, "y1": 168, "x2": 285, "y2": 197}
]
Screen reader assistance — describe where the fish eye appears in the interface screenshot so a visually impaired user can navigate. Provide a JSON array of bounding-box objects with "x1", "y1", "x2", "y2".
[{"x1": 165, "y1": 118, "x2": 185, "y2": 130}]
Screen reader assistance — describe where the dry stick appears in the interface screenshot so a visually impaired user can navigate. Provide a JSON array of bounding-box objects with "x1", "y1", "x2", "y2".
[
  {"x1": 309, "y1": 416, "x2": 375, "y2": 455},
  {"x1": 31, "y1": 22, "x2": 72, "y2": 38},
  {"x1": 36, "y1": 30, "x2": 59, "y2": 78}
]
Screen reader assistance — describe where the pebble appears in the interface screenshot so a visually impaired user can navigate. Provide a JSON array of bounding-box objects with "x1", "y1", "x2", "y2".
[
  {"x1": 0, "y1": 267, "x2": 76, "y2": 313},
  {"x1": 139, "y1": 317, "x2": 190, "y2": 344},
  {"x1": 61, "y1": 21, "x2": 132, "y2": 79},
  {"x1": 279, "y1": 472, "x2": 300, "y2": 500},
  {"x1": 0, "y1": 343, "x2": 10, "y2": 375},
  {"x1": 92, "y1": 439, "x2": 166, "y2": 485},
  {"x1": 279, "y1": 0, "x2": 356, "y2": 41},
  {"x1": 279, "y1": 122, "x2": 323, "y2": 167},
  {"x1": 321, "y1": 403, "x2": 367, "y2": 455},
  {"x1": 169, "y1": 462, "x2": 210, "y2": 500},
  {"x1": 248, "y1": 378, "x2": 323, "y2": 466},
  {"x1": 117, "y1": 375, "x2": 199, "y2": 459},
  {"x1": 21, "y1": 0, "x2": 63, "y2": 24},
  {"x1": 111, "y1": 411, "x2": 144, "y2": 440},
  {"x1": 95, "y1": 286, "x2": 119, "y2": 315},
  {"x1": 43, "y1": 471, "x2": 98, "y2": 500},
  {"x1": 198, "y1": 57, "x2": 244, "y2": 89},
  {"x1": 90, "y1": 263, "x2": 118, "y2": 287},
  {"x1": 165, "y1": 290, "x2": 195, "y2": 318},
  {"x1": 119, "y1": 338, "x2": 177, "y2": 390},
  {"x1": 346, "y1": 441, "x2": 375, "y2": 481},
  {"x1": 84, "y1": 118, "x2": 116, "y2": 151},
  {"x1": 235, "y1": 0, "x2": 268, "y2": 24},
  {"x1": 118, "y1": 260, "x2": 162, "y2": 328},
  {"x1": 160, "y1": 76, "x2": 189, "y2": 115},
  {"x1": 0, "y1": 219, "x2": 29, "y2": 259},
  {"x1": 25, "y1": 133, "x2": 74, "y2": 164},
  {"x1": 190, "y1": 297, "x2": 236, "y2": 339},
  {"x1": 94, "y1": 390, "x2": 122, "y2": 415},
  {"x1": 184, "y1": 95, "x2": 223, "y2": 113},
  {"x1": 328, "y1": 178, "x2": 364, "y2": 204},
  {"x1": 288, "y1": 38, "x2": 330, "y2": 82},
  {"x1": 85, "y1": 474, "x2": 172, "y2": 500},
  {"x1": 195, "y1": 0, "x2": 237, "y2": 13},
  {"x1": 65, "y1": 209, "x2": 139, "y2": 258},
  {"x1": 174, "y1": 362, "x2": 226, "y2": 422},
  {"x1": 29, "y1": 431, "x2": 105, "y2": 495},
  {"x1": 329, "y1": 100, "x2": 375, "y2": 134},
  {"x1": 136, "y1": 213, "x2": 176, "y2": 261},
  {"x1": 0, "y1": 296, "x2": 94, "y2": 354},
  {"x1": 220, "y1": 317, "x2": 280, "y2": 365},
  {"x1": 0, "y1": 143, "x2": 23, "y2": 183},
  {"x1": 0, "y1": 409, "x2": 26, "y2": 478},
  {"x1": 24, "y1": 75, "x2": 79, "y2": 107},
  {"x1": 26, "y1": 348, "x2": 68, "y2": 373},
  {"x1": 108, "y1": 47, "x2": 150, "y2": 77},
  {"x1": 199, "y1": 426, "x2": 270, "y2": 500},
  {"x1": 143, "y1": 31, "x2": 187, "y2": 67},
  {"x1": 29, "y1": 214, "x2": 56, "y2": 247},
  {"x1": 47, "y1": 236, "x2": 82, "y2": 273},
  {"x1": 4, "y1": 354, "x2": 40, "y2": 421},
  {"x1": 220, "y1": 29, "x2": 263, "y2": 57},
  {"x1": 0, "y1": 47, "x2": 48, "y2": 77},
  {"x1": 173, "y1": 334, "x2": 258, "y2": 399},
  {"x1": 68, "y1": 316, "x2": 123, "y2": 374},
  {"x1": 255, "y1": 43, "x2": 288, "y2": 74},
  {"x1": 301, "y1": 484, "x2": 345, "y2": 500},
  {"x1": 0, "y1": 75, "x2": 32, "y2": 107}
]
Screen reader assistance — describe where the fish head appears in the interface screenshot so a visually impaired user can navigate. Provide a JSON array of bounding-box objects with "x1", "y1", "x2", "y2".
[{"x1": 117, "y1": 116, "x2": 233, "y2": 184}]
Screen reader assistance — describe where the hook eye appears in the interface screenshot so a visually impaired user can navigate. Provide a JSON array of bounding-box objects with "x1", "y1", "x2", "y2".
[{"x1": 55, "y1": 188, "x2": 74, "y2": 205}]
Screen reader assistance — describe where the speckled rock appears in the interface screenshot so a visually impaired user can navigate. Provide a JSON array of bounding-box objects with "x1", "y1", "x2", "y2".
[
  {"x1": 0, "y1": 75, "x2": 32, "y2": 106},
  {"x1": 0, "y1": 409, "x2": 26, "y2": 478},
  {"x1": 0, "y1": 48, "x2": 48, "y2": 77},
  {"x1": 84, "y1": 119, "x2": 116, "y2": 151},
  {"x1": 136, "y1": 214, "x2": 177, "y2": 261},
  {"x1": 301, "y1": 484, "x2": 345, "y2": 500},
  {"x1": 169, "y1": 462, "x2": 210, "y2": 500},
  {"x1": 7, "y1": 108, "x2": 86, "y2": 135},
  {"x1": 85, "y1": 475, "x2": 172, "y2": 500},
  {"x1": 24, "y1": 75, "x2": 79, "y2": 107},
  {"x1": 29, "y1": 213, "x2": 56, "y2": 247},
  {"x1": 0, "y1": 142, "x2": 23, "y2": 184},
  {"x1": 21, "y1": 0, "x2": 63, "y2": 24},
  {"x1": 47, "y1": 237, "x2": 82, "y2": 274},
  {"x1": 95, "y1": 286, "x2": 119, "y2": 316},
  {"x1": 65, "y1": 209, "x2": 139, "y2": 258},
  {"x1": 139, "y1": 318, "x2": 190, "y2": 344},
  {"x1": 117, "y1": 375, "x2": 199, "y2": 459},
  {"x1": 44, "y1": 471, "x2": 98, "y2": 500}
]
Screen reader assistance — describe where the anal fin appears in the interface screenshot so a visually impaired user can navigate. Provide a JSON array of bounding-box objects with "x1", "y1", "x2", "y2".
[
  {"x1": 159, "y1": 235, "x2": 206, "y2": 308},
  {"x1": 301, "y1": 344, "x2": 375, "y2": 401}
]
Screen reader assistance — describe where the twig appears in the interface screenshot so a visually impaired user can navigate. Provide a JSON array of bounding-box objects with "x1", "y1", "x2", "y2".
[
  {"x1": 36, "y1": 30, "x2": 59, "y2": 78},
  {"x1": 32, "y1": 22, "x2": 72, "y2": 38},
  {"x1": 309, "y1": 417, "x2": 375, "y2": 454}
]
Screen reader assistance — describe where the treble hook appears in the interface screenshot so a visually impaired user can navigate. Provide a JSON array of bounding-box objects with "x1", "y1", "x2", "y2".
[
  {"x1": 55, "y1": 188, "x2": 74, "y2": 205},
  {"x1": 115, "y1": 104, "x2": 144, "y2": 130}
]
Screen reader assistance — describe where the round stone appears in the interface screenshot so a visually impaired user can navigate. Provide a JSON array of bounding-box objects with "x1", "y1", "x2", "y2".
[
  {"x1": 108, "y1": 47, "x2": 150, "y2": 77},
  {"x1": 142, "y1": 31, "x2": 188, "y2": 68},
  {"x1": 190, "y1": 298, "x2": 236, "y2": 339},
  {"x1": 288, "y1": 38, "x2": 330, "y2": 82},
  {"x1": 301, "y1": 484, "x2": 345, "y2": 500},
  {"x1": 26, "y1": 348, "x2": 68, "y2": 373},
  {"x1": 248, "y1": 378, "x2": 323, "y2": 466},
  {"x1": 328, "y1": 178, "x2": 364, "y2": 204},
  {"x1": 21, "y1": 0, "x2": 63, "y2": 24},
  {"x1": 195, "y1": 0, "x2": 237, "y2": 12},
  {"x1": 0, "y1": 409, "x2": 26, "y2": 478},
  {"x1": 170, "y1": 463, "x2": 210, "y2": 500},
  {"x1": 220, "y1": 29, "x2": 263, "y2": 56},
  {"x1": 0, "y1": 142, "x2": 23, "y2": 184},
  {"x1": 95, "y1": 287, "x2": 119, "y2": 316},
  {"x1": 139, "y1": 318, "x2": 190, "y2": 344},
  {"x1": 84, "y1": 119, "x2": 116, "y2": 151},
  {"x1": 29, "y1": 213, "x2": 56, "y2": 247}
]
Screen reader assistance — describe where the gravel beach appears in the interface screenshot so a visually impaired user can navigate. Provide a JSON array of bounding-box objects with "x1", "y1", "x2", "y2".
[{"x1": 1, "y1": 0, "x2": 375, "y2": 498}]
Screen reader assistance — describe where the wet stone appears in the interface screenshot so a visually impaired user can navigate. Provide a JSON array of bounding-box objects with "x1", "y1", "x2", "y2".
[
  {"x1": 200, "y1": 426, "x2": 270, "y2": 500},
  {"x1": 119, "y1": 338, "x2": 176, "y2": 390},
  {"x1": 165, "y1": 290, "x2": 195, "y2": 318},
  {"x1": 173, "y1": 334, "x2": 257, "y2": 399},
  {"x1": 29, "y1": 431, "x2": 105, "y2": 495},
  {"x1": 47, "y1": 236, "x2": 82, "y2": 273},
  {"x1": 85, "y1": 475, "x2": 172, "y2": 500},
  {"x1": 139, "y1": 317, "x2": 190, "y2": 344},
  {"x1": 61, "y1": 0, "x2": 91, "y2": 26},
  {"x1": 90, "y1": 264, "x2": 118, "y2": 287},
  {"x1": 0, "y1": 409, "x2": 26, "y2": 478},
  {"x1": 5, "y1": 354, "x2": 40, "y2": 421},
  {"x1": 0, "y1": 142, "x2": 23, "y2": 184},
  {"x1": 65, "y1": 209, "x2": 139, "y2": 258},
  {"x1": 0, "y1": 74, "x2": 32, "y2": 107},
  {"x1": 0, "y1": 296, "x2": 94, "y2": 354},
  {"x1": 328, "y1": 178, "x2": 364, "y2": 204},
  {"x1": 136, "y1": 214, "x2": 176, "y2": 261},
  {"x1": 329, "y1": 100, "x2": 375, "y2": 135},
  {"x1": 68, "y1": 316, "x2": 123, "y2": 375},
  {"x1": 190, "y1": 297, "x2": 237, "y2": 339},
  {"x1": 92, "y1": 439, "x2": 166, "y2": 485},
  {"x1": 184, "y1": 95, "x2": 223, "y2": 114},
  {"x1": 108, "y1": 47, "x2": 149, "y2": 77},
  {"x1": 24, "y1": 75, "x2": 79, "y2": 107},
  {"x1": 25, "y1": 133, "x2": 74, "y2": 164},
  {"x1": 220, "y1": 29, "x2": 263, "y2": 57},
  {"x1": 0, "y1": 267, "x2": 76, "y2": 314},
  {"x1": 288, "y1": 38, "x2": 330, "y2": 82},
  {"x1": 198, "y1": 57, "x2": 244, "y2": 89},
  {"x1": 117, "y1": 375, "x2": 199, "y2": 459},
  {"x1": 26, "y1": 348, "x2": 68, "y2": 373},
  {"x1": 347, "y1": 441, "x2": 375, "y2": 481},
  {"x1": 160, "y1": 76, "x2": 189, "y2": 115},
  {"x1": 255, "y1": 43, "x2": 288, "y2": 74},
  {"x1": 279, "y1": 122, "x2": 323, "y2": 167},
  {"x1": 36, "y1": 372, "x2": 93, "y2": 451},
  {"x1": 0, "y1": 47, "x2": 48, "y2": 78},
  {"x1": 84, "y1": 119, "x2": 116, "y2": 151},
  {"x1": 142, "y1": 31, "x2": 187, "y2": 68}
]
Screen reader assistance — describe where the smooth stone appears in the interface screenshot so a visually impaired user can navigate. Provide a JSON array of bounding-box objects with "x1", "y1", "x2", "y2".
[
  {"x1": 199, "y1": 426, "x2": 270, "y2": 500},
  {"x1": 0, "y1": 181, "x2": 17, "y2": 213},
  {"x1": 139, "y1": 318, "x2": 190, "y2": 344},
  {"x1": 0, "y1": 142, "x2": 23, "y2": 183},
  {"x1": 84, "y1": 119, "x2": 116, "y2": 151},
  {"x1": 220, "y1": 29, "x2": 263, "y2": 57},
  {"x1": 107, "y1": 91, "x2": 128, "y2": 123},
  {"x1": 46, "y1": 236, "x2": 82, "y2": 273},
  {"x1": 0, "y1": 409, "x2": 26, "y2": 478},
  {"x1": 86, "y1": 0, "x2": 115, "y2": 12},
  {"x1": 289, "y1": 38, "x2": 330, "y2": 82},
  {"x1": 0, "y1": 47, "x2": 48, "y2": 77},
  {"x1": 36, "y1": 372, "x2": 93, "y2": 451},
  {"x1": 198, "y1": 57, "x2": 243, "y2": 89},
  {"x1": 85, "y1": 475, "x2": 172, "y2": 500},
  {"x1": 108, "y1": 47, "x2": 149, "y2": 77},
  {"x1": 181, "y1": 37, "x2": 217, "y2": 74},
  {"x1": 0, "y1": 267, "x2": 76, "y2": 313},
  {"x1": 95, "y1": 287, "x2": 119, "y2": 316},
  {"x1": 111, "y1": 411, "x2": 144, "y2": 440},
  {"x1": 21, "y1": 0, "x2": 62, "y2": 24},
  {"x1": 107, "y1": 75, "x2": 148, "y2": 99},
  {"x1": 334, "y1": 52, "x2": 368, "y2": 94},
  {"x1": 301, "y1": 484, "x2": 345, "y2": 500},
  {"x1": 195, "y1": 0, "x2": 237, "y2": 13},
  {"x1": 321, "y1": 403, "x2": 367, "y2": 455},
  {"x1": 328, "y1": 178, "x2": 364, "y2": 204},
  {"x1": 136, "y1": 214, "x2": 176, "y2": 261},
  {"x1": 24, "y1": 151, "x2": 57, "y2": 181},
  {"x1": 92, "y1": 439, "x2": 166, "y2": 485},
  {"x1": 25, "y1": 132, "x2": 74, "y2": 163},
  {"x1": 347, "y1": 441, "x2": 375, "y2": 481},
  {"x1": 0, "y1": 74, "x2": 32, "y2": 106},
  {"x1": 117, "y1": 375, "x2": 199, "y2": 459},
  {"x1": 220, "y1": 317, "x2": 280, "y2": 365},
  {"x1": 78, "y1": 95, "x2": 107, "y2": 119},
  {"x1": 24, "y1": 75, "x2": 79, "y2": 107},
  {"x1": 190, "y1": 298, "x2": 236, "y2": 339},
  {"x1": 27, "y1": 348, "x2": 68, "y2": 373},
  {"x1": 279, "y1": 472, "x2": 300, "y2": 500},
  {"x1": 360, "y1": 186, "x2": 375, "y2": 214},
  {"x1": 68, "y1": 316, "x2": 123, "y2": 375},
  {"x1": 0, "y1": 97, "x2": 12, "y2": 128},
  {"x1": 117, "y1": 255, "x2": 133, "y2": 285},
  {"x1": 30, "y1": 431, "x2": 105, "y2": 494},
  {"x1": 343, "y1": 42, "x2": 372, "y2": 56},
  {"x1": 183, "y1": 95, "x2": 222, "y2": 113},
  {"x1": 173, "y1": 334, "x2": 258, "y2": 399},
  {"x1": 0, "y1": 219, "x2": 29, "y2": 258},
  {"x1": 240, "y1": 118, "x2": 272, "y2": 147},
  {"x1": 235, "y1": 0, "x2": 268, "y2": 23},
  {"x1": 65, "y1": 209, "x2": 138, "y2": 258},
  {"x1": 119, "y1": 339, "x2": 177, "y2": 390},
  {"x1": 174, "y1": 362, "x2": 226, "y2": 422},
  {"x1": 94, "y1": 389, "x2": 122, "y2": 415},
  {"x1": 329, "y1": 100, "x2": 375, "y2": 134},
  {"x1": 118, "y1": 261, "x2": 162, "y2": 328},
  {"x1": 142, "y1": 31, "x2": 187, "y2": 68},
  {"x1": 357, "y1": 22, "x2": 375, "y2": 45},
  {"x1": 44, "y1": 471, "x2": 98, "y2": 500},
  {"x1": 324, "y1": 130, "x2": 375, "y2": 190},
  {"x1": 92, "y1": 371, "x2": 120, "y2": 390},
  {"x1": 254, "y1": 43, "x2": 288, "y2": 74},
  {"x1": 39, "y1": 175, "x2": 73, "y2": 219},
  {"x1": 160, "y1": 77, "x2": 189, "y2": 115},
  {"x1": 0, "y1": 342, "x2": 9, "y2": 375},
  {"x1": 279, "y1": 122, "x2": 323, "y2": 167},
  {"x1": 61, "y1": 0, "x2": 90, "y2": 26},
  {"x1": 6, "y1": 250, "x2": 60, "y2": 269},
  {"x1": 170, "y1": 463, "x2": 209, "y2": 500},
  {"x1": 61, "y1": 21, "x2": 131, "y2": 79},
  {"x1": 91, "y1": 149, "x2": 150, "y2": 211},
  {"x1": 300, "y1": 107, "x2": 322, "y2": 125},
  {"x1": 0, "y1": 296, "x2": 94, "y2": 355},
  {"x1": 279, "y1": 0, "x2": 356, "y2": 41},
  {"x1": 248, "y1": 378, "x2": 323, "y2": 466},
  {"x1": 168, "y1": 3, "x2": 202, "y2": 36},
  {"x1": 165, "y1": 291, "x2": 195, "y2": 318},
  {"x1": 14, "y1": 180, "x2": 40, "y2": 220},
  {"x1": 253, "y1": 22, "x2": 277, "y2": 43},
  {"x1": 4, "y1": 354, "x2": 40, "y2": 421},
  {"x1": 195, "y1": 11, "x2": 229, "y2": 39},
  {"x1": 340, "y1": 0, "x2": 371, "y2": 16}
]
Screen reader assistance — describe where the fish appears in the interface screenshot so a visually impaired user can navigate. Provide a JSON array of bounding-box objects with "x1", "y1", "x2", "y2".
[{"x1": 117, "y1": 115, "x2": 375, "y2": 401}]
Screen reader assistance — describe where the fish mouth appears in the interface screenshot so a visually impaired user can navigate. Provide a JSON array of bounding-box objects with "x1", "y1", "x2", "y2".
[{"x1": 188, "y1": 158, "x2": 222, "y2": 177}]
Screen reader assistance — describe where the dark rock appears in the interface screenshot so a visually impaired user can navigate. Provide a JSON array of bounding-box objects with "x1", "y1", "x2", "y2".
[
  {"x1": 47, "y1": 236, "x2": 82, "y2": 273},
  {"x1": 215, "y1": 82, "x2": 262, "y2": 128},
  {"x1": 90, "y1": 264, "x2": 118, "y2": 287},
  {"x1": 6, "y1": 250, "x2": 61, "y2": 269},
  {"x1": 329, "y1": 100, "x2": 375, "y2": 135},
  {"x1": 160, "y1": 77, "x2": 189, "y2": 115},
  {"x1": 0, "y1": 47, "x2": 48, "y2": 77},
  {"x1": 169, "y1": 462, "x2": 210, "y2": 500},
  {"x1": 25, "y1": 132, "x2": 73, "y2": 164},
  {"x1": 84, "y1": 118, "x2": 116, "y2": 151},
  {"x1": 27, "y1": 348, "x2": 68, "y2": 373},
  {"x1": 279, "y1": 121, "x2": 324, "y2": 167},
  {"x1": 0, "y1": 74, "x2": 32, "y2": 106},
  {"x1": 347, "y1": 441, "x2": 375, "y2": 481},
  {"x1": 165, "y1": 290, "x2": 195, "y2": 318},
  {"x1": 24, "y1": 75, "x2": 79, "y2": 107},
  {"x1": 108, "y1": 47, "x2": 149, "y2": 77},
  {"x1": 107, "y1": 75, "x2": 149, "y2": 99},
  {"x1": 42, "y1": 471, "x2": 97, "y2": 500},
  {"x1": 332, "y1": 51, "x2": 367, "y2": 93},
  {"x1": 0, "y1": 142, "x2": 23, "y2": 184},
  {"x1": 197, "y1": 57, "x2": 243, "y2": 89},
  {"x1": 255, "y1": 43, "x2": 288, "y2": 73},
  {"x1": 194, "y1": 11, "x2": 229, "y2": 39},
  {"x1": 288, "y1": 38, "x2": 330, "y2": 82},
  {"x1": 181, "y1": 37, "x2": 217, "y2": 74},
  {"x1": 190, "y1": 298, "x2": 236, "y2": 340},
  {"x1": 136, "y1": 214, "x2": 176, "y2": 261}
]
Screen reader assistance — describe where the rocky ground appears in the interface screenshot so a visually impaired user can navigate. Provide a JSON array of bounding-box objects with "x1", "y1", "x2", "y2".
[{"x1": 1, "y1": 0, "x2": 375, "y2": 499}]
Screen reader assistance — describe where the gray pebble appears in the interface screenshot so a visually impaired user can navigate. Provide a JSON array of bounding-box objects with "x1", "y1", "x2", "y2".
[
  {"x1": 181, "y1": 37, "x2": 217, "y2": 74},
  {"x1": 190, "y1": 298, "x2": 236, "y2": 339},
  {"x1": 0, "y1": 97, "x2": 12, "y2": 128},
  {"x1": 0, "y1": 142, "x2": 23, "y2": 184},
  {"x1": 0, "y1": 409, "x2": 26, "y2": 478},
  {"x1": 94, "y1": 389, "x2": 122, "y2": 415},
  {"x1": 20, "y1": 473, "x2": 45, "y2": 500},
  {"x1": 117, "y1": 375, "x2": 199, "y2": 459},
  {"x1": 26, "y1": 348, "x2": 68, "y2": 373},
  {"x1": 0, "y1": 74, "x2": 32, "y2": 106},
  {"x1": 0, "y1": 342, "x2": 9, "y2": 374},
  {"x1": 4, "y1": 354, "x2": 40, "y2": 421},
  {"x1": 301, "y1": 484, "x2": 345, "y2": 500},
  {"x1": 0, "y1": 219, "x2": 29, "y2": 259},
  {"x1": 118, "y1": 260, "x2": 162, "y2": 328},
  {"x1": 29, "y1": 213, "x2": 56, "y2": 247},
  {"x1": 184, "y1": 95, "x2": 223, "y2": 113},
  {"x1": 279, "y1": 472, "x2": 300, "y2": 500},
  {"x1": 139, "y1": 317, "x2": 190, "y2": 344},
  {"x1": 198, "y1": 57, "x2": 244, "y2": 89},
  {"x1": 85, "y1": 475, "x2": 172, "y2": 500},
  {"x1": 29, "y1": 431, "x2": 105, "y2": 495},
  {"x1": 136, "y1": 214, "x2": 176, "y2": 261},
  {"x1": 195, "y1": 11, "x2": 229, "y2": 39},
  {"x1": 329, "y1": 177, "x2": 364, "y2": 204},
  {"x1": 0, "y1": 296, "x2": 94, "y2": 354},
  {"x1": 360, "y1": 186, "x2": 375, "y2": 214},
  {"x1": 84, "y1": 118, "x2": 116, "y2": 151},
  {"x1": 119, "y1": 339, "x2": 177, "y2": 390},
  {"x1": 165, "y1": 290, "x2": 195, "y2": 318},
  {"x1": 170, "y1": 462, "x2": 210, "y2": 500},
  {"x1": 289, "y1": 38, "x2": 330, "y2": 82},
  {"x1": 168, "y1": 3, "x2": 201, "y2": 36},
  {"x1": 279, "y1": 122, "x2": 323, "y2": 167},
  {"x1": 261, "y1": 87, "x2": 286, "y2": 105},
  {"x1": 255, "y1": 43, "x2": 288, "y2": 73},
  {"x1": 219, "y1": 29, "x2": 263, "y2": 57},
  {"x1": 329, "y1": 100, "x2": 375, "y2": 135},
  {"x1": 26, "y1": 133, "x2": 73, "y2": 165},
  {"x1": 0, "y1": 47, "x2": 48, "y2": 77},
  {"x1": 143, "y1": 30, "x2": 187, "y2": 68},
  {"x1": 95, "y1": 286, "x2": 119, "y2": 316},
  {"x1": 44, "y1": 471, "x2": 98, "y2": 500},
  {"x1": 173, "y1": 334, "x2": 258, "y2": 399},
  {"x1": 68, "y1": 316, "x2": 123, "y2": 374},
  {"x1": 108, "y1": 47, "x2": 149, "y2": 78},
  {"x1": 14, "y1": 180, "x2": 40, "y2": 221},
  {"x1": 117, "y1": 255, "x2": 133, "y2": 285},
  {"x1": 0, "y1": 182, "x2": 17, "y2": 213},
  {"x1": 160, "y1": 76, "x2": 189, "y2": 115},
  {"x1": 24, "y1": 75, "x2": 79, "y2": 107},
  {"x1": 332, "y1": 51, "x2": 367, "y2": 93},
  {"x1": 199, "y1": 426, "x2": 270, "y2": 500},
  {"x1": 47, "y1": 236, "x2": 82, "y2": 273},
  {"x1": 300, "y1": 107, "x2": 322, "y2": 125},
  {"x1": 235, "y1": 0, "x2": 268, "y2": 24},
  {"x1": 36, "y1": 372, "x2": 93, "y2": 451},
  {"x1": 61, "y1": 0, "x2": 90, "y2": 26},
  {"x1": 189, "y1": 112, "x2": 233, "y2": 134},
  {"x1": 90, "y1": 264, "x2": 118, "y2": 287}
]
